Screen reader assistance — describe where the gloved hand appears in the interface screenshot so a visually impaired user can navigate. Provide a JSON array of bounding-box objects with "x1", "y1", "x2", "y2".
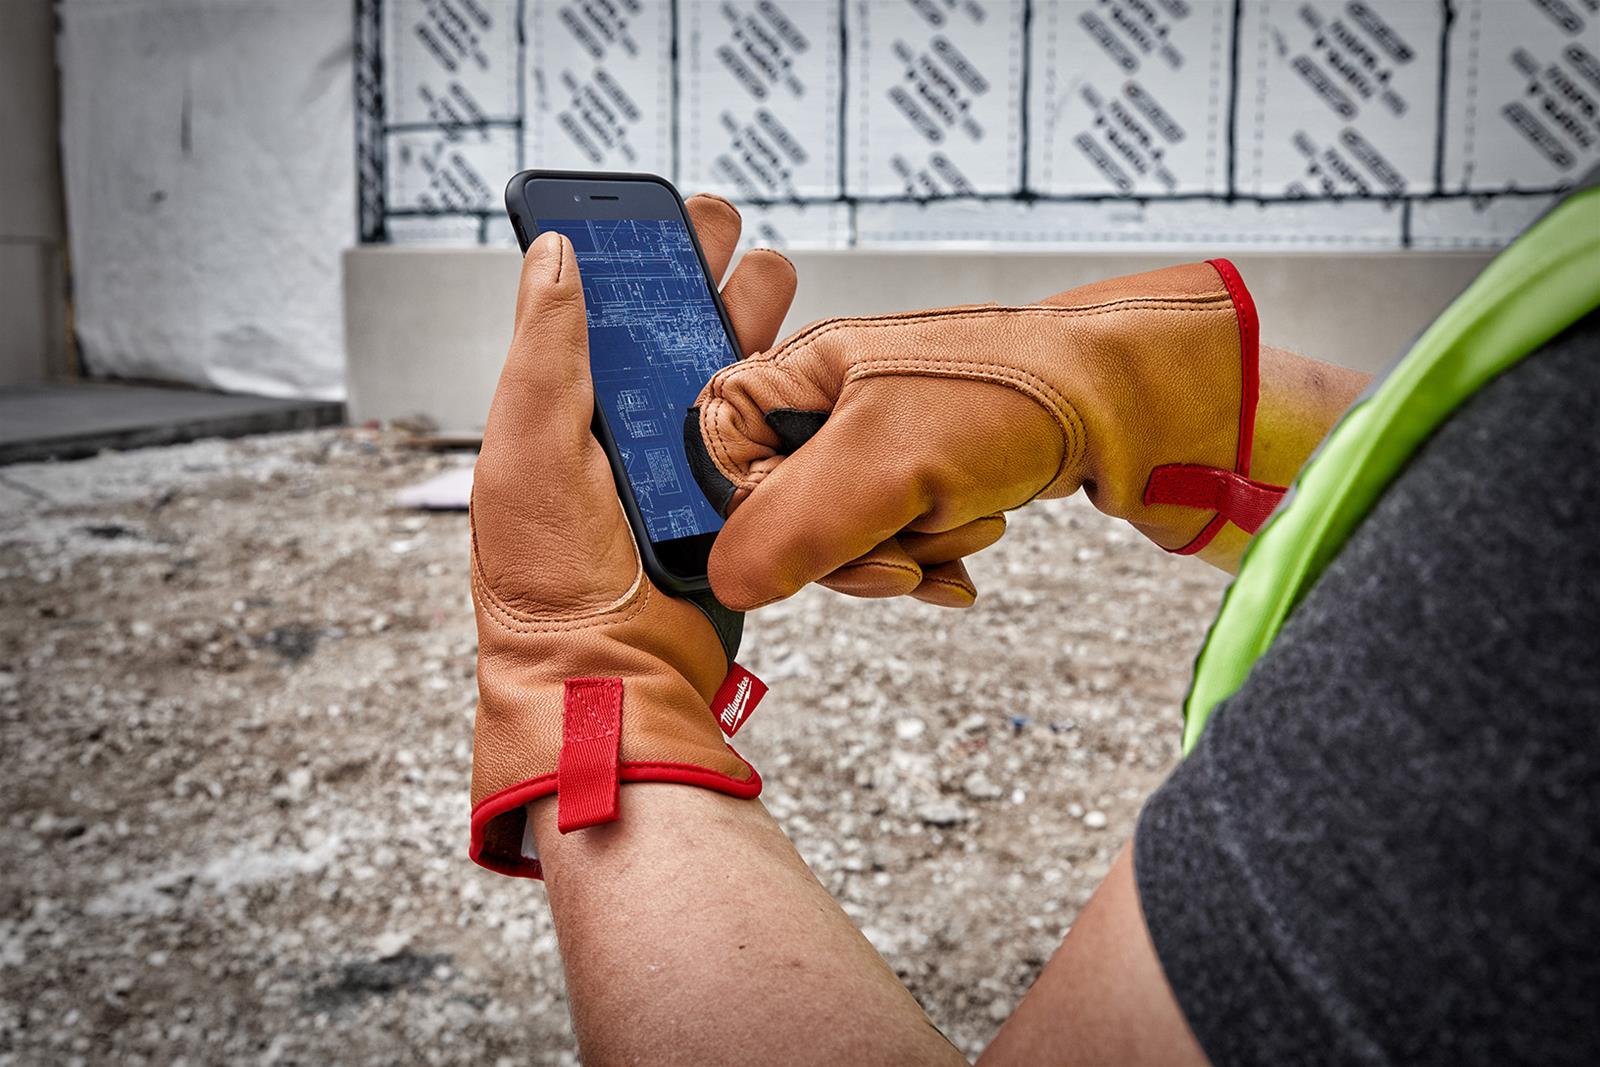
[
  {"x1": 685, "y1": 260, "x2": 1283, "y2": 611},
  {"x1": 470, "y1": 196, "x2": 796, "y2": 878}
]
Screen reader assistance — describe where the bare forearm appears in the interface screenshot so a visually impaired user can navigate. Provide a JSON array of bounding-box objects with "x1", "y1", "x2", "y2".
[
  {"x1": 531, "y1": 785, "x2": 964, "y2": 1067},
  {"x1": 1195, "y1": 345, "x2": 1371, "y2": 573}
]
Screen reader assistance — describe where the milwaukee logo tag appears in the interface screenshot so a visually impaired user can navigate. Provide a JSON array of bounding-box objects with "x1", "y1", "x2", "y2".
[
  {"x1": 709, "y1": 663, "x2": 768, "y2": 738},
  {"x1": 721, "y1": 678, "x2": 751, "y2": 730}
]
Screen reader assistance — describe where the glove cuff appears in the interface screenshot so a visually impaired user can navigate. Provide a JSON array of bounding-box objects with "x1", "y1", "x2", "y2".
[{"x1": 469, "y1": 672, "x2": 764, "y2": 880}]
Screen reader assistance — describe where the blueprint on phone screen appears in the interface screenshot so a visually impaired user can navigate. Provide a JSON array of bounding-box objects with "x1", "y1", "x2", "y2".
[{"x1": 537, "y1": 218, "x2": 734, "y2": 542}]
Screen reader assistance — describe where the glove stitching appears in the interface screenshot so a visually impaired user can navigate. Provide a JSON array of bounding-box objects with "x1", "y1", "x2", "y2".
[
  {"x1": 920, "y1": 575, "x2": 974, "y2": 588},
  {"x1": 701, "y1": 359, "x2": 818, "y2": 491},
  {"x1": 701, "y1": 304, "x2": 1231, "y2": 489},
  {"x1": 729, "y1": 301, "x2": 1231, "y2": 375},
  {"x1": 918, "y1": 576, "x2": 977, "y2": 595},
  {"x1": 468, "y1": 496, "x2": 652, "y2": 629},
  {"x1": 473, "y1": 567, "x2": 650, "y2": 635},
  {"x1": 743, "y1": 296, "x2": 1227, "y2": 366},
  {"x1": 845, "y1": 359, "x2": 1088, "y2": 488},
  {"x1": 834, "y1": 558, "x2": 922, "y2": 578},
  {"x1": 471, "y1": 551, "x2": 651, "y2": 635},
  {"x1": 702, "y1": 397, "x2": 741, "y2": 490}
]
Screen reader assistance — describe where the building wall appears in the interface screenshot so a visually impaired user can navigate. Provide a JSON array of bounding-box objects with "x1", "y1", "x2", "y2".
[
  {"x1": 0, "y1": 1, "x2": 68, "y2": 388},
  {"x1": 344, "y1": 245, "x2": 1496, "y2": 432},
  {"x1": 343, "y1": 0, "x2": 1585, "y2": 429},
  {"x1": 58, "y1": 0, "x2": 355, "y2": 399},
  {"x1": 49, "y1": 1, "x2": 1596, "y2": 399},
  {"x1": 361, "y1": 0, "x2": 1595, "y2": 251}
]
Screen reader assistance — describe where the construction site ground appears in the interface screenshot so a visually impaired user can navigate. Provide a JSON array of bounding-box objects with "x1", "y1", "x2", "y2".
[{"x1": 0, "y1": 429, "x2": 1227, "y2": 1064}]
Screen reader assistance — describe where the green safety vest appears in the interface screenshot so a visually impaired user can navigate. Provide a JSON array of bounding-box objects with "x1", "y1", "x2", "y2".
[{"x1": 1183, "y1": 181, "x2": 1600, "y2": 755}]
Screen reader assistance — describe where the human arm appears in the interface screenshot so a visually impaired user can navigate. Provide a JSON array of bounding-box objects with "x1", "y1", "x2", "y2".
[
  {"x1": 980, "y1": 842, "x2": 1208, "y2": 1067},
  {"x1": 531, "y1": 785, "x2": 966, "y2": 1065},
  {"x1": 1192, "y1": 344, "x2": 1369, "y2": 572},
  {"x1": 470, "y1": 200, "x2": 1211, "y2": 1065},
  {"x1": 532, "y1": 783, "x2": 1210, "y2": 1067}
]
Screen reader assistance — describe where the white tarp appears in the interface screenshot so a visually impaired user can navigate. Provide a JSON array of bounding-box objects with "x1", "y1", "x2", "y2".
[{"x1": 59, "y1": 0, "x2": 354, "y2": 399}]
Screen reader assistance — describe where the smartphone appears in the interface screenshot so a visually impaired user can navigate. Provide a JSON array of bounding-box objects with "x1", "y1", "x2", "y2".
[{"x1": 503, "y1": 170, "x2": 741, "y2": 595}]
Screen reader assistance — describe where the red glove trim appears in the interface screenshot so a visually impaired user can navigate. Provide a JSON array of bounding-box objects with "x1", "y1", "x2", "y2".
[
  {"x1": 1148, "y1": 258, "x2": 1274, "y2": 554},
  {"x1": 1211, "y1": 257, "x2": 1262, "y2": 478},
  {"x1": 468, "y1": 758, "x2": 762, "y2": 880}
]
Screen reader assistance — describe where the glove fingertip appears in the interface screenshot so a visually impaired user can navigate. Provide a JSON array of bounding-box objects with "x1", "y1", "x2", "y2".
[
  {"x1": 911, "y1": 558, "x2": 980, "y2": 608},
  {"x1": 817, "y1": 557, "x2": 924, "y2": 600},
  {"x1": 911, "y1": 578, "x2": 979, "y2": 609},
  {"x1": 708, "y1": 538, "x2": 786, "y2": 613}
]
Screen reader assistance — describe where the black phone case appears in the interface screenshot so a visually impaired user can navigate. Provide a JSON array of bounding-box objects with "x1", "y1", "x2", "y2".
[{"x1": 502, "y1": 169, "x2": 742, "y2": 601}]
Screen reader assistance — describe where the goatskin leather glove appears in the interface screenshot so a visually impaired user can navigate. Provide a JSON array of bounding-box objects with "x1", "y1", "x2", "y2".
[
  {"x1": 470, "y1": 196, "x2": 796, "y2": 878},
  {"x1": 685, "y1": 260, "x2": 1282, "y2": 611}
]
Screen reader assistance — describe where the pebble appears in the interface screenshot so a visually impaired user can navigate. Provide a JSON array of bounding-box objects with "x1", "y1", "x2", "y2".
[
  {"x1": 894, "y1": 717, "x2": 927, "y2": 741},
  {"x1": 961, "y1": 772, "x2": 1004, "y2": 800},
  {"x1": 1083, "y1": 810, "x2": 1108, "y2": 830},
  {"x1": 917, "y1": 798, "x2": 972, "y2": 827},
  {"x1": 955, "y1": 713, "x2": 987, "y2": 734},
  {"x1": 272, "y1": 767, "x2": 314, "y2": 804}
]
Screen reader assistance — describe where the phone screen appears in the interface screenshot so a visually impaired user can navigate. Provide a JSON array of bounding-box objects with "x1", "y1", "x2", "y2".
[
  {"x1": 535, "y1": 215, "x2": 733, "y2": 547},
  {"x1": 514, "y1": 174, "x2": 741, "y2": 589}
]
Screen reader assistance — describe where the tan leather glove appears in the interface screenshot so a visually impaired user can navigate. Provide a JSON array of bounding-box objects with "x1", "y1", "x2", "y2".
[
  {"x1": 470, "y1": 196, "x2": 796, "y2": 878},
  {"x1": 685, "y1": 260, "x2": 1283, "y2": 611}
]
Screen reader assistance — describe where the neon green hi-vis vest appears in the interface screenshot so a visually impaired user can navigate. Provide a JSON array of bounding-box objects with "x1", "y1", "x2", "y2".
[{"x1": 1182, "y1": 180, "x2": 1600, "y2": 756}]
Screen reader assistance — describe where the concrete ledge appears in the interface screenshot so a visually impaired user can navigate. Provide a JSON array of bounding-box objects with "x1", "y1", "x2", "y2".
[
  {"x1": 0, "y1": 381, "x2": 344, "y2": 465},
  {"x1": 344, "y1": 246, "x2": 1495, "y2": 432}
]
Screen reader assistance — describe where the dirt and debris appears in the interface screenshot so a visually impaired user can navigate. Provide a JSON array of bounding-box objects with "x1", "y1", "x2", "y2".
[{"x1": 0, "y1": 429, "x2": 1227, "y2": 1064}]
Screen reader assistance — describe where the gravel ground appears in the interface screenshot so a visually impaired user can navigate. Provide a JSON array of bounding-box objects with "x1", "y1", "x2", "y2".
[{"x1": 0, "y1": 429, "x2": 1227, "y2": 1065}]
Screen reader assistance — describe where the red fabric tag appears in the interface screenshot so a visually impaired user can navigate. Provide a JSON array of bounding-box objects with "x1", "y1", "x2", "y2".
[
  {"x1": 556, "y1": 677, "x2": 623, "y2": 834},
  {"x1": 709, "y1": 663, "x2": 767, "y2": 738}
]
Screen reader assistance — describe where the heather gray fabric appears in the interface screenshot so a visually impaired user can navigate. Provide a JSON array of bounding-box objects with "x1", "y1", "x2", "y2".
[{"x1": 1135, "y1": 308, "x2": 1600, "y2": 1067}]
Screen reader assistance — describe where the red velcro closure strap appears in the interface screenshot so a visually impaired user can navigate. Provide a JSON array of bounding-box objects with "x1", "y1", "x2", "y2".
[
  {"x1": 1145, "y1": 464, "x2": 1288, "y2": 535},
  {"x1": 556, "y1": 677, "x2": 624, "y2": 834},
  {"x1": 709, "y1": 663, "x2": 768, "y2": 738}
]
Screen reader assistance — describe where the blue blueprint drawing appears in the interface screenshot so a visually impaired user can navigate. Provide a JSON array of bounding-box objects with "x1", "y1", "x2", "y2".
[{"x1": 537, "y1": 217, "x2": 735, "y2": 541}]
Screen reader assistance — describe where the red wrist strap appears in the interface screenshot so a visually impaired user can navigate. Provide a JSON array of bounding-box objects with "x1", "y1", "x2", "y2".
[
  {"x1": 1144, "y1": 464, "x2": 1287, "y2": 535},
  {"x1": 556, "y1": 677, "x2": 624, "y2": 833}
]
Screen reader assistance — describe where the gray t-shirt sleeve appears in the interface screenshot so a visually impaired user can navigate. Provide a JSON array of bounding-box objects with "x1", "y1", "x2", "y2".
[{"x1": 1135, "y1": 309, "x2": 1600, "y2": 1067}]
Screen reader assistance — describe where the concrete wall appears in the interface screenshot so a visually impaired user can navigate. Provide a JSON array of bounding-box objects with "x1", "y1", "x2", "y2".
[
  {"x1": 345, "y1": 248, "x2": 1494, "y2": 433},
  {"x1": 0, "y1": 1, "x2": 69, "y2": 387}
]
